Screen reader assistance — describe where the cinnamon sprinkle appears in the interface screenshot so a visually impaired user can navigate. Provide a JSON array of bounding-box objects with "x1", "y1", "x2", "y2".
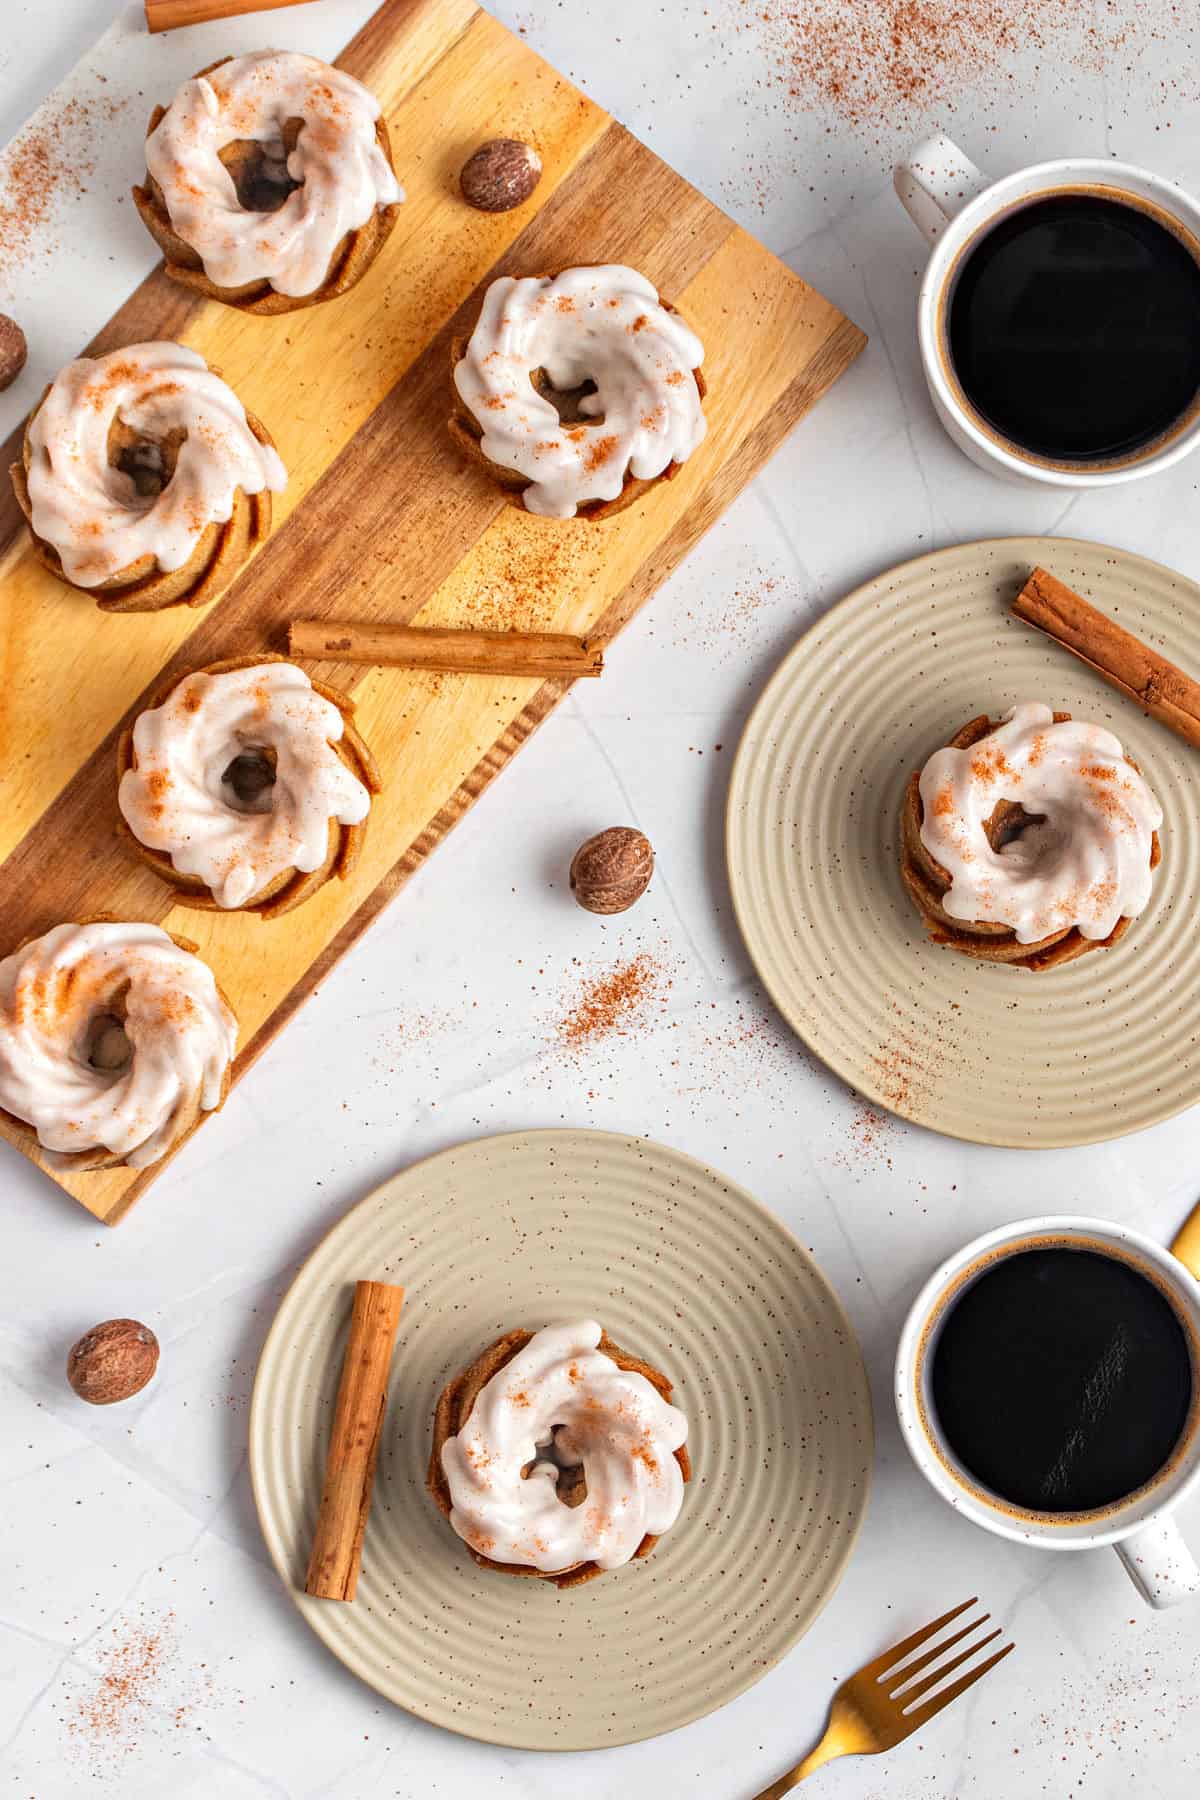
[
  {"x1": 1028, "y1": 1637, "x2": 1200, "y2": 1772},
  {"x1": 554, "y1": 951, "x2": 671, "y2": 1050},
  {"x1": 670, "y1": 995, "x2": 814, "y2": 1102},
  {"x1": 372, "y1": 512, "x2": 605, "y2": 651},
  {"x1": 727, "y1": 0, "x2": 1187, "y2": 132},
  {"x1": 0, "y1": 89, "x2": 128, "y2": 289},
  {"x1": 65, "y1": 1609, "x2": 206, "y2": 1758},
  {"x1": 670, "y1": 566, "x2": 803, "y2": 661},
  {"x1": 582, "y1": 433, "x2": 618, "y2": 473},
  {"x1": 839, "y1": 1096, "x2": 897, "y2": 1170}
]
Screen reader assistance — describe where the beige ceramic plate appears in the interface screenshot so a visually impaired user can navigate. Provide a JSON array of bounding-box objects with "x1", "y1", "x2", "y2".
[
  {"x1": 727, "y1": 537, "x2": 1200, "y2": 1148},
  {"x1": 249, "y1": 1129, "x2": 872, "y2": 1749}
]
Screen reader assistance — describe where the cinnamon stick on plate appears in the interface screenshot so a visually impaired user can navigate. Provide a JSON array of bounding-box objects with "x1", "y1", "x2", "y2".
[
  {"x1": 145, "y1": 0, "x2": 315, "y2": 30},
  {"x1": 288, "y1": 620, "x2": 607, "y2": 679},
  {"x1": 304, "y1": 1280, "x2": 404, "y2": 1603},
  {"x1": 1011, "y1": 566, "x2": 1200, "y2": 751}
]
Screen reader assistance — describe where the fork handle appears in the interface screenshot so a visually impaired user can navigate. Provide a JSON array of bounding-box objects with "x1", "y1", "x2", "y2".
[{"x1": 751, "y1": 1738, "x2": 843, "y2": 1797}]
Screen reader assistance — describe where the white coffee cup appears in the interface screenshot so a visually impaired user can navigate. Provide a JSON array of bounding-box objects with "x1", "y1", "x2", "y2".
[
  {"x1": 895, "y1": 1216, "x2": 1200, "y2": 1608},
  {"x1": 894, "y1": 134, "x2": 1200, "y2": 487}
]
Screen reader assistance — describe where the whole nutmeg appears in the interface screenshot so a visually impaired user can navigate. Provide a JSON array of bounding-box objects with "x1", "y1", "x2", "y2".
[
  {"x1": 0, "y1": 314, "x2": 27, "y2": 391},
  {"x1": 67, "y1": 1319, "x2": 159, "y2": 1406},
  {"x1": 460, "y1": 138, "x2": 542, "y2": 213},
  {"x1": 570, "y1": 827, "x2": 654, "y2": 915}
]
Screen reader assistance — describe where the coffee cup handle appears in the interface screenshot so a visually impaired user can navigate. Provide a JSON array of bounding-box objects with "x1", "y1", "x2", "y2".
[
  {"x1": 894, "y1": 134, "x2": 990, "y2": 245},
  {"x1": 1114, "y1": 1516, "x2": 1200, "y2": 1608}
]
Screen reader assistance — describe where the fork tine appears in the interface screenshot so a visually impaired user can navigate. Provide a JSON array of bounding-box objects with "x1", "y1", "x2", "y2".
[
  {"x1": 903, "y1": 1641, "x2": 1015, "y2": 1726},
  {"x1": 893, "y1": 1628, "x2": 1003, "y2": 1706},
  {"x1": 881, "y1": 1615, "x2": 990, "y2": 1691},
  {"x1": 859, "y1": 1598, "x2": 978, "y2": 1684}
]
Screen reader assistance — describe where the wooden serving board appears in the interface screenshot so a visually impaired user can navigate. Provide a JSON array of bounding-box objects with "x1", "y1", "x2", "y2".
[{"x1": 0, "y1": 0, "x2": 865, "y2": 1222}]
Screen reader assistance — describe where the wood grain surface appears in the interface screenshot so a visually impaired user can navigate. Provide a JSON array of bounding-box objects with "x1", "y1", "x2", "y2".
[{"x1": 0, "y1": 0, "x2": 865, "y2": 1221}]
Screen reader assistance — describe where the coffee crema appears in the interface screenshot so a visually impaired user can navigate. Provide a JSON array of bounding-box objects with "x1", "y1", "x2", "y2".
[
  {"x1": 943, "y1": 187, "x2": 1200, "y2": 468},
  {"x1": 926, "y1": 1241, "x2": 1196, "y2": 1518}
]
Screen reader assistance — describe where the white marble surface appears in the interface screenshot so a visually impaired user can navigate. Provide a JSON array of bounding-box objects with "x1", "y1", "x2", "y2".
[{"x1": 3, "y1": 1, "x2": 1200, "y2": 1794}]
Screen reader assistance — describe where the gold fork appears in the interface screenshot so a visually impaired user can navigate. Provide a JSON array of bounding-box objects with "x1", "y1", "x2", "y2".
[{"x1": 751, "y1": 1598, "x2": 1014, "y2": 1796}]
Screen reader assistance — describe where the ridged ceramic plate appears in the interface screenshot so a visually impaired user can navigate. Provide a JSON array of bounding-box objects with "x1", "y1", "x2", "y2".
[
  {"x1": 249, "y1": 1130, "x2": 872, "y2": 1748},
  {"x1": 727, "y1": 537, "x2": 1200, "y2": 1148}
]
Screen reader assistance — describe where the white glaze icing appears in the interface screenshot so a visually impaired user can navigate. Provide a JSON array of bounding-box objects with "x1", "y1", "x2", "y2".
[
  {"x1": 145, "y1": 50, "x2": 403, "y2": 297},
  {"x1": 918, "y1": 702, "x2": 1162, "y2": 943},
  {"x1": 0, "y1": 921, "x2": 236, "y2": 1168},
  {"x1": 119, "y1": 662, "x2": 373, "y2": 910},
  {"x1": 453, "y1": 265, "x2": 706, "y2": 518},
  {"x1": 440, "y1": 1320, "x2": 688, "y2": 1574},
  {"x1": 25, "y1": 342, "x2": 286, "y2": 588}
]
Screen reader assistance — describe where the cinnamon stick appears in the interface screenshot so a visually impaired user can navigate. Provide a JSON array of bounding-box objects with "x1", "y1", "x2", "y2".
[
  {"x1": 304, "y1": 1279, "x2": 404, "y2": 1603},
  {"x1": 288, "y1": 620, "x2": 607, "y2": 679},
  {"x1": 1011, "y1": 566, "x2": 1200, "y2": 751},
  {"x1": 145, "y1": 0, "x2": 316, "y2": 32}
]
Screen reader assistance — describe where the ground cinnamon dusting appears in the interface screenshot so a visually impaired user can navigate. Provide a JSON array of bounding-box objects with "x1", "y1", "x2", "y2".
[
  {"x1": 670, "y1": 566, "x2": 802, "y2": 661},
  {"x1": 838, "y1": 1097, "x2": 897, "y2": 1170},
  {"x1": 829, "y1": 996, "x2": 964, "y2": 1174},
  {"x1": 727, "y1": 0, "x2": 1184, "y2": 131},
  {"x1": 970, "y1": 747, "x2": 1016, "y2": 784},
  {"x1": 68, "y1": 1613, "x2": 187, "y2": 1754},
  {"x1": 1027, "y1": 1638, "x2": 1200, "y2": 1775},
  {"x1": 583, "y1": 433, "x2": 618, "y2": 473},
  {"x1": 0, "y1": 88, "x2": 128, "y2": 289},
  {"x1": 373, "y1": 514, "x2": 605, "y2": 646},
  {"x1": 555, "y1": 952, "x2": 670, "y2": 1050},
  {"x1": 670, "y1": 995, "x2": 813, "y2": 1103},
  {"x1": 869, "y1": 995, "x2": 952, "y2": 1118}
]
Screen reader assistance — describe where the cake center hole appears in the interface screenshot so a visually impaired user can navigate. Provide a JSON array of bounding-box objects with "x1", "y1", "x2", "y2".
[
  {"x1": 985, "y1": 800, "x2": 1049, "y2": 856},
  {"x1": 116, "y1": 439, "x2": 168, "y2": 499},
  {"x1": 534, "y1": 371, "x2": 604, "y2": 428},
  {"x1": 110, "y1": 420, "x2": 187, "y2": 502},
  {"x1": 222, "y1": 746, "x2": 277, "y2": 812},
  {"x1": 86, "y1": 1011, "x2": 133, "y2": 1076},
  {"x1": 522, "y1": 1425, "x2": 588, "y2": 1508},
  {"x1": 223, "y1": 126, "x2": 304, "y2": 213}
]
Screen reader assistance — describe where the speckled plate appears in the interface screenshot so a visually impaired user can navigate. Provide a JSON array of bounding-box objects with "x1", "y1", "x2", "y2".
[
  {"x1": 248, "y1": 1130, "x2": 872, "y2": 1749},
  {"x1": 727, "y1": 537, "x2": 1200, "y2": 1148}
]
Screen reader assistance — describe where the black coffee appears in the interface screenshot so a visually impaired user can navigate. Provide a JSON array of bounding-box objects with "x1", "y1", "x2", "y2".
[
  {"x1": 946, "y1": 192, "x2": 1200, "y2": 463},
  {"x1": 930, "y1": 1246, "x2": 1193, "y2": 1515}
]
